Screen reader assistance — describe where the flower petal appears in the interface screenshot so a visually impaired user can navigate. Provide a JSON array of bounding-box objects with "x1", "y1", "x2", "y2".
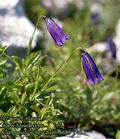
[
  {"x1": 107, "y1": 37, "x2": 117, "y2": 59},
  {"x1": 44, "y1": 17, "x2": 70, "y2": 46},
  {"x1": 81, "y1": 51, "x2": 104, "y2": 85}
]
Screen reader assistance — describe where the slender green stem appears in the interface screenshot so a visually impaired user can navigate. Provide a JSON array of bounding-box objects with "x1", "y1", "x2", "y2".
[
  {"x1": 3, "y1": 53, "x2": 17, "y2": 65},
  {"x1": 0, "y1": 46, "x2": 9, "y2": 56},
  {"x1": 116, "y1": 64, "x2": 119, "y2": 80},
  {"x1": 42, "y1": 47, "x2": 83, "y2": 89},
  {"x1": 33, "y1": 67, "x2": 40, "y2": 97},
  {"x1": 27, "y1": 15, "x2": 45, "y2": 56}
]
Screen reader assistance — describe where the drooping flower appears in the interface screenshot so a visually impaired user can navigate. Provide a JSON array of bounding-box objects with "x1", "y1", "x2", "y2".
[
  {"x1": 43, "y1": 16, "x2": 70, "y2": 46},
  {"x1": 91, "y1": 12, "x2": 100, "y2": 25},
  {"x1": 81, "y1": 50, "x2": 104, "y2": 85},
  {"x1": 107, "y1": 37, "x2": 117, "y2": 59}
]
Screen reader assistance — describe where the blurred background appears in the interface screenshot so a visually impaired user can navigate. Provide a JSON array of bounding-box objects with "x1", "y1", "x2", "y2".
[{"x1": 0, "y1": 0, "x2": 120, "y2": 138}]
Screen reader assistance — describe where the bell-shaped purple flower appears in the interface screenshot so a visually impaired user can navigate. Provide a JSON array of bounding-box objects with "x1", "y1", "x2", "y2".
[
  {"x1": 43, "y1": 17, "x2": 70, "y2": 46},
  {"x1": 81, "y1": 50, "x2": 104, "y2": 85},
  {"x1": 107, "y1": 37, "x2": 117, "y2": 59},
  {"x1": 91, "y1": 12, "x2": 100, "y2": 25}
]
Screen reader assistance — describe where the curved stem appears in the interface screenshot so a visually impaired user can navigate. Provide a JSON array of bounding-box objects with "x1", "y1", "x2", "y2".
[
  {"x1": 27, "y1": 15, "x2": 45, "y2": 56},
  {"x1": 42, "y1": 46, "x2": 83, "y2": 89}
]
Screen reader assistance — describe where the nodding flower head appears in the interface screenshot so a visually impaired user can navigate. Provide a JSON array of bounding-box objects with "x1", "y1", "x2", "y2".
[
  {"x1": 107, "y1": 37, "x2": 117, "y2": 59},
  {"x1": 81, "y1": 50, "x2": 104, "y2": 85},
  {"x1": 43, "y1": 16, "x2": 70, "y2": 46},
  {"x1": 91, "y1": 12, "x2": 100, "y2": 25}
]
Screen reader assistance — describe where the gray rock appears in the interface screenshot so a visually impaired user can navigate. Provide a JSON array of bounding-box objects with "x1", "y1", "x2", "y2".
[
  {"x1": 75, "y1": 0, "x2": 104, "y2": 13},
  {"x1": 87, "y1": 131, "x2": 106, "y2": 139},
  {"x1": 16, "y1": 135, "x2": 28, "y2": 139},
  {"x1": 55, "y1": 129, "x2": 106, "y2": 139},
  {"x1": 40, "y1": 0, "x2": 70, "y2": 15},
  {"x1": 40, "y1": 0, "x2": 104, "y2": 15},
  {"x1": 0, "y1": 0, "x2": 41, "y2": 49}
]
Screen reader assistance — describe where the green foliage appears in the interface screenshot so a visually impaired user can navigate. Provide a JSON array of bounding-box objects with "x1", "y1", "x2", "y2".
[
  {"x1": 0, "y1": 45, "x2": 120, "y2": 138},
  {"x1": 116, "y1": 131, "x2": 120, "y2": 139},
  {"x1": 0, "y1": 0, "x2": 120, "y2": 138},
  {"x1": 0, "y1": 47, "x2": 63, "y2": 138}
]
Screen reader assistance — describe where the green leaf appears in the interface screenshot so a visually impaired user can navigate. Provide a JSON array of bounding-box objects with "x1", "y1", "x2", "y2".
[
  {"x1": 0, "y1": 60, "x2": 7, "y2": 66},
  {"x1": 85, "y1": 87, "x2": 92, "y2": 106},
  {"x1": 21, "y1": 92, "x2": 27, "y2": 105},
  {"x1": 116, "y1": 131, "x2": 120, "y2": 139},
  {"x1": 7, "y1": 106, "x2": 17, "y2": 116},
  {"x1": 10, "y1": 92, "x2": 20, "y2": 104},
  {"x1": 45, "y1": 85, "x2": 59, "y2": 93},
  {"x1": 11, "y1": 56, "x2": 23, "y2": 69}
]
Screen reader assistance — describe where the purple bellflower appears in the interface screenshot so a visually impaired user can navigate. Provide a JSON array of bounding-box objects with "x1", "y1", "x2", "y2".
[
  {"x1": 91, "y1": 12, "x2": 100, "y2": 25},
  {"x1": 107, "y1": 37, "x2": 117, "y2": 59},
  {"x1": 43, "y1": 17, "x2": 70, "y2": 46},
  {"x1": 81, "y1": 50, "x2": 104, "y2": 85}
]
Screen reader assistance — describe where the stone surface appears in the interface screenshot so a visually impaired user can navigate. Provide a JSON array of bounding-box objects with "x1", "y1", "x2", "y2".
[
  {"x1": 16, "y1": 135, "x2": 28, "y2": 139},
  {"x1": 40, "y1": 0, "x2": 104, "y2": 15},
  {"x1": 40, "y1": 0, "x2": 70, "y2": 15},
  {"x1": 55, "y1": 129, "x2": 107, "y2": 139},
  {"x1": 87, "y1": 131, "x2": 106, "y2": 139},
  {"x1": 0, "y1": 0, "x2": 41, "y2": 48},
  {"x1": 75, "y1": 0, "x2": 104, "y2": 13}
]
